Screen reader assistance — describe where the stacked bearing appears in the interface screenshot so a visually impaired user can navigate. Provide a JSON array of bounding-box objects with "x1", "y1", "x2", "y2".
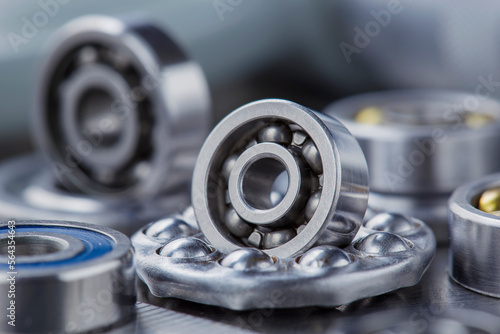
[
  {"x1": 192, "y1": 99, "x2": 369, "y2": 258},
  {"x1": 325, "y1": 90, "x2": 500, "y2": 242}
]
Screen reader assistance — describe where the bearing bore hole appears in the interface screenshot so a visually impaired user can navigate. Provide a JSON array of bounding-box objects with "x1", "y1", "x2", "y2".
[
  {"x1": 0, "y1": 236, "x2": 67, "y2": 256},
  {"x1": 78, "y1": 88, "x2": 123, "y2": 148},
  {"x1": 242, "y1": 158, "x2": 289, "y2": 210}
]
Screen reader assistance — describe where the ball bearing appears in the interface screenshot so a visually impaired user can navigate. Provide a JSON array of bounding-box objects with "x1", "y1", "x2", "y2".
[
  {"x1": 0, "y1": 220, "x2": 136, "y2": 333},
  {"x1": 448, "y1": 173, "x2": 500, "y2": 298},
  {"x1": 132, "y1": 211, "x2": 435, "y2": 310},
  {"x1": 35, "y1": 15, "x2": 210, "y2": 198},
  {"x1": 325, "y1": 90, "x2": 500, "y2": 242},
  {"x1": 192, "y1": 99, "x2": 369, "y2": 258}
]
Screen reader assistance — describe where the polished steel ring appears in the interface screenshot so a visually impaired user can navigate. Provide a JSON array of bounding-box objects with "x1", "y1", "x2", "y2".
[
  {"x1": 448, "y1": 173, "x2": 500, "y2": 298},
  {"x1": 325, "y1": 90, "x2": 500, "y2": 242},
  {"x1": 0, "y1": 220, "x2": 136, "y2": 333},
  {"x1": 35, "y1": 15, "x2": 211, "y2": 198},
  {"x1": 192, "y1": 99, "x2": 369, "y2": 258}
]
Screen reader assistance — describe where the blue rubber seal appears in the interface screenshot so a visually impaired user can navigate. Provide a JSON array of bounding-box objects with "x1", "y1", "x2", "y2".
[{"x1": 0, "y1": 225, "x2": 115, "y2": 269}]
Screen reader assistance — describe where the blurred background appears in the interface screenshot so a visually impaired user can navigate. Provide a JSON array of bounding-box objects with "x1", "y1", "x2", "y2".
[{"x1": 1, "y1": 0, "x2": 499, "y2": 159}]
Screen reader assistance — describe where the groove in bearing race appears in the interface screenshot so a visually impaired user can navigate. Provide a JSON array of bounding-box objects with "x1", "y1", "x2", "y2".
[
  {"x1": 192, "y1": 99, "x2": 369, "y2": 258},
  {"x1": 35, "y1": 15, "x2": 210, "y2": 198}
]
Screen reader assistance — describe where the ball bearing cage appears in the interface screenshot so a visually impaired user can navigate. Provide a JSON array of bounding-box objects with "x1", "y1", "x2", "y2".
[
  {"x1": 448, "y1": 173, "x2": 500, "y2": 298},
  {"x1": 325, "y1": 90, "x2": 500, "y2": 242},
  {"x1": 0, "y1": 220, "x2": 136, "y2": 333},
  {"x1": 192, "y1": 99, "x2": 369, "y2": 258},
  {"x1": 35, "y1": 15, "x2": 210, "y2": 198},
  {"x1": 132, "y1": 211, "x2": 436, "y2": 310}
]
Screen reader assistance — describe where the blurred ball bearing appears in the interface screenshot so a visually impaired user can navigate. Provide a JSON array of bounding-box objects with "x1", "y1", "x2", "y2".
[
  {"x1": 325, "y1": 90, "x2": 500, "y2": 242},
  {"x1": 35, "y1": 15, "x2": 210, "y2": 198}
]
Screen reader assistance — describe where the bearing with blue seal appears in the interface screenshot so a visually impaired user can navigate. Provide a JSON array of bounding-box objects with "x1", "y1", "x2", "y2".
[{"x1": 0, "y1": 220, "x2": 136, "y2": 334}]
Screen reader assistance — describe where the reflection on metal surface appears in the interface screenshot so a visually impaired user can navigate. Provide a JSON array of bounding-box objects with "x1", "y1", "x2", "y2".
[
  {"x1": 138, "y1": 249, "x2": 500, "y2": 333},
  {"x1": 107, "y1": 303, "x2": 254, "y2": 334}
]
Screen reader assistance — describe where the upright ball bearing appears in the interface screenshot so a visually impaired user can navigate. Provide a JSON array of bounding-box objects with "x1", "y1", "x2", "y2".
[
  {"x1": 35, "y1": 15, "x2": 211, "y2": 198},
  {"x1": 192, "y1": 99, "x2": 369, "y2": 258}
]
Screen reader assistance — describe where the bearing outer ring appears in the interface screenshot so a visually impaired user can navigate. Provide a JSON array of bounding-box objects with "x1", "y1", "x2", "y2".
[
  {"x1": 192, "y1": 99, "x2": 369, "y2": 258},
  {"x1": 0, "y1": 220, "x2": 136, "y2": 333},
  {"x1": 448, "y1": 173, "x2": 500, "y2": 298},
  {"x1": 35, "y1": 15, "x2": 211, "y2": 199}
]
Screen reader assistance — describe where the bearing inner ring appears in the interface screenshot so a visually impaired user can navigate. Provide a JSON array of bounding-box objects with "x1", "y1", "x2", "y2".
[
  {"x1": 228, "y1": 143, "x2": 310, "y2": 226},
  {"x1": 0, "y1": 232, "x2": 84, "y2": 264}
]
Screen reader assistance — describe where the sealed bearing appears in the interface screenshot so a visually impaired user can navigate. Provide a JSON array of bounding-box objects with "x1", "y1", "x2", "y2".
[
  {"x1": 0, "y1": 220, "x2": 136, "y2": 333},
  {"x1": 325, "y1": 90, "x2": 500, "y2": 242},
  {"x1": 0, "y1": 154, "x2": 190, "y2": 236},
  {"x1": 35, "y1": 15, "x2": 210, "y2": 198},
  {"x1": 132, "y1": 210, "x2": 435, "y2": 310},
  {"x1": 448, "y1": 173, "x2": 500, "y2": 298},
  {"x1": 192, "y1": 99, "x2": 369, "y2": 258}
]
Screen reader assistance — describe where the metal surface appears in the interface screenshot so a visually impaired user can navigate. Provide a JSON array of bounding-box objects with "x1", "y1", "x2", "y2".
[
  {"x1": 192, "y1": 99, "x2": 369, "y2": 258},
  {"x1": 0, "y1": 220, "x2": 136, "y2": 333},
  {"x1": 324, "y1": 90, "x2": 500, "y2": 242},
  {"x1": 448, "y1": 173, "x2": 500, "y2": 298},
  {"x1": 34, "y1": 15, "x2": 211, "y2": 199},
  {"x1": 0, "y1": 154, "x2": 190, "y2": 236},
  {"x1": 107, "y1": 302, "x2": 254, "y2": 334},
  {"x1": 132, "y1": 211, "x2": 435, "y2": 310},
  {"x1": 137, "y1": 248, "x2": 500, "y2": 333}
]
